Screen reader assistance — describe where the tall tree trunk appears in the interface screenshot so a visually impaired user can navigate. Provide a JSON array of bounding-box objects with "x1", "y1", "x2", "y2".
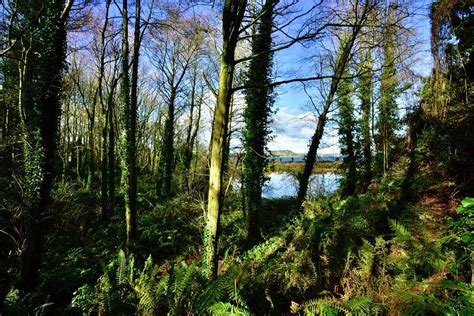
[
  {"x1": 206, "y1": 56, "x2": 233, "y2": 279},
  {"x1": 119, "y1": 0, "x2": 138, "y2": 251},
  {"x1": 297, "y1": 98, "x2": 332, "y2": 202},
  {"x1": 376, "y1": 7, "x2": 399, "y2": 176},
  {"x1": 107, "y1": 83, "x2": 117, "y2": 215},
  {"x1": 242, "y1": 0, "x2": 275, "y2": 246},
  {"x1": 189, "y1": 96, "x2": 202, "y2": 189},
  {"x1": 100, "y1": 123, "x2": 108, "y2": 218},
  {"x1": 86, "y1": 108, "x2": 96, "y2": 191},
  {"x1": 297, "y1": 7, "x2": 369, "y2": 203},
  {"x1": 359, "y1": 52, "x2": 373, "y2": 191},
  {"x1": 98, "y1": 0, "x2": 112, "y2": 218},
  {"x1": 205, "y1": 0, "x2": 247, "y2": 279},
  {"x1": 17, "y1": 0, "x2": 72, "y2": 293},
  {"x1": 337, "y1": 66, "x2": 357, "y2": 196},
  {"x1": 157, "y1": 88, "x2": 176, "y2": 199},
  {"x1": 128, "y1": 0, "x2": 140, "y2": 243},
  {"x1": 181, "y1": 67, "x2": 198, "y2": 191},
  {"x1": 346, "y1": 131, "x2": 357, "y2": 195},
  {"x1": 61, "y1": 93, "x2": 71, "y2": 182}
]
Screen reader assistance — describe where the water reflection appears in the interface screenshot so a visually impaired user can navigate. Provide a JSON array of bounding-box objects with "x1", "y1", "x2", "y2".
[{"x1": 262, "y1": 172, "x2": 341, "y2": 199}]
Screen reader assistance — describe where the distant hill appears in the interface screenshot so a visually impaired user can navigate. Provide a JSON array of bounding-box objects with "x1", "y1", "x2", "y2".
[{"x1": 270, "y1": 150, "x2": 304, "y2": 157}]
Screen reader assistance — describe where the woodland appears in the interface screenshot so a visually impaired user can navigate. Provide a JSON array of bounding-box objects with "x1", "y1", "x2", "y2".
[{"x1": 0, "y1": 0, "x2": 473, "y2": 314}]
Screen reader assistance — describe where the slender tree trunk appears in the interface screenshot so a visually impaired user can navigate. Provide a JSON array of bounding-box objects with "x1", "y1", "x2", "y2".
[
  {"x1": 206, "y1": 55, "x2": 234, "y2": 279},
  {"x1": 205, "y1": 1, "x2": 247, "y2": 279},
  {"x1": 86, "y1": 108, "x2": 96, "y2": 191},
  {"x1": 100, "y1": 123, "x2": 108, "y2": 218},
  {"x1": 98, "y1": 0, "x2": 112, "y2": 219},
  {"x1": 157, "y1": 88, "x2": 176, "y2": 199},
  {"x1": 223, "y1": 95, "x2": 234, "y2": 177},
  {"x1": 297, "y1": 99, "x2": 332, "y2": 202},
  {"x1": 297, "y1": 12, "x2": 368, "y2": 202},
  {"x1": 344, "y1": 128, "x2": 356, "y2": 195},
  {"x1": 376, "y1": 8, "x2": 398, "y2": 176},
  {"x1": 107, "y1": 86, "x2": 116, "y2": 214},
  {"x1": 182, "y1": 68, "x2": 198, "y2": 191},
  {"x1": 62, "y1": 94, "x2": 71, "y2": 182},
  {"x1": 128, "y1": 0, "x2": 140, "y2": 245},
  {"x1": 337, "y1": 66, "x2": 357, "y2": 196},
  {"x1": 119, "y1": 0, "x2": 137, "y2": 251},
  {"x1": 359, "y1": 53, "x2": 373, "y2": 191},
  {"x1": 188, "y1": 89, "x2": 203, "y2": 190}
]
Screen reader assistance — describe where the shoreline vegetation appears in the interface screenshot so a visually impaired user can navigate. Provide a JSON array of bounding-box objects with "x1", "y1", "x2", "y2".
[{"x1": 268, "y1": 161, "x2": 342, "y2": 174}]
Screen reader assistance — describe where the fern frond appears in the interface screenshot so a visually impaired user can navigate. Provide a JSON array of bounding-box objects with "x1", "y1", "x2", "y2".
[
  {"x1": 299, "y1": 296, "x2": 374, "y2": 316},
  {"x1": 342, "y1": 296, "x2": 372, "y2": 315},
  {"x1": 300, "y1": 298, "x2": 339, "y2": 316},
  {"x1": 208, "y1": 302, "x2": 251, "y2": 316},
  {"x1": 245, "y1": 236, "x2": 284, "y2": 262},
  {"x1": 168, "y1": 262, "x2": 205, "y2": 315},
  {"x1": 389, "y1": 219, "x2": 413, "y2": 241},
  {"x1": 117, "y1": 249, "x2": 127, "y2": 285},
  {"x1": 197, "y1": 273, "x2": 231, "y2": 313},
  {"x1": 392, "y1": 289, "x2": 452, "y2": 315},
  {"x1": 173, "y1": 262, "x2": 200, "y2": 301},
  {"x1": 133, "y1": 263, "x2": 161, "y2": 314},
  {"x1": 358, "y1": 239, "x2": 374, "y2": 278},
  {"x1": 134, "y1": 283, "x2": 157, "y2": 314}
]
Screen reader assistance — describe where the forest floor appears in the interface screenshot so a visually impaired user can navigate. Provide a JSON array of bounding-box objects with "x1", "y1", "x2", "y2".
[{"x1": 2, "y1": 148, "x2": 471, "y2": 315}]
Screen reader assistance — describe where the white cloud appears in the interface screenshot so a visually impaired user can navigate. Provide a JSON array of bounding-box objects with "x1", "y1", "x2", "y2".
[
  {"x1": 268, "y1": 106, "x2": 340, "y2": 156},
  {"x1": 197, "y1": 97, "x2": 340, "y2": 157}
]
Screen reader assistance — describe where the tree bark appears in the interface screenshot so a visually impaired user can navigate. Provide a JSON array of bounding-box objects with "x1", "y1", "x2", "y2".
[
  {"x1": 107, "y1": 82, "x2": 117, "y2": 215},
  {"x1": 119, "y1": 0, "x2": 137, "y2": 251},
  {"x1": 157, "y1": 88, "x2": 176, "y2": 199},
  {"x1": 181, "y1": 67, "x2": 199, "y2": 191},
  {"x1": 242, "y1": 0, "x2": 275, "y2": 246},
  {"x1": 297, "y1": 4, "x2": 369, "y2": 203},
  {"x1": 97, "y1": 0, "x2": 112, "y2": 219},
  {"x1": 17, "y1": 0, "x2": 72, "y2": 293},
  {"x1": 359, "y1": 53, "x2": 373, "y2": 191},
  {"x1": 297, "y1": 98, "x2": 332, "y2": 203},
  {"x1": 128, "y1": 0, "x2": 140, "y2": 242},
  {"x1": 205, "y1": 0, "x2": 247, "y2": 279}
]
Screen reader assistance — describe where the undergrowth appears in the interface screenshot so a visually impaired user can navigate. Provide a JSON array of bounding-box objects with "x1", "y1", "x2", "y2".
[{"x1": 3, "y1": 154, "x2": 473, "y2": 315}]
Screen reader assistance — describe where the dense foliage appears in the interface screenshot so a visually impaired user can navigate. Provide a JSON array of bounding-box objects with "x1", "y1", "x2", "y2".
[{"x1": 0, "y1": 0, "x2": 473, "y2": 315}]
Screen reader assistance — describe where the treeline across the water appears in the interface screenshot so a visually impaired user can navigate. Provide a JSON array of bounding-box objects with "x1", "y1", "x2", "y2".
[
  {"x1": 0, "y1": 0, "x2": 473, "y2": 315},
  {"x1": 267, "y1": 155, "x2": 341, "y2": 163},
  {"x1": 269, "y1": 161, "x2": 341, "y2": 174}
]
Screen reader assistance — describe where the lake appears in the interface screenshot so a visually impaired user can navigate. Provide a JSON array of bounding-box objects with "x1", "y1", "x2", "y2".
[
  {"x1": 262, "y1": 172, "x2": 341, "y2": 198},
  {"x1": 235, "y1": 172, "x2": 341, "y2": 199}
]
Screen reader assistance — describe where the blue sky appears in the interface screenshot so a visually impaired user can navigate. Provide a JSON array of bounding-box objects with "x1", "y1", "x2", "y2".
[
  {"x1": 68, "y1": 0, "x2": 434, "y2": 157},
  {"x1": 267, "y1": 0, "x2": 434, "y2": 155}
]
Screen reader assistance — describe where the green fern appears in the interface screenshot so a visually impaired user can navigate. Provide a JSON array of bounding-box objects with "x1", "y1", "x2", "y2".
[
  {"x1": 244, "y1": 236, "x2": 284, "y2": 262},
  {"x1": 358, "y1": 239, "x2": 374, "y2": 278},
  {"x1": 300, "y1": 298, "x2": 339, "y2": 315},
  {"x1": 116, "y1": 249, "x2": 128, "y2": 285},
  {"x1": 196, "y1": 276, "x2": 230, "y2": 313},
  {"x1": 167, "y1": 262, "x2": 207, "y2": 315},
  {"x1": 389, "y1": 219, "x2": 413, "y2": 242},
  {"x1": 393, "y1": 289, "x2": 451, "y2": 315},
  {"x1": 342, "y1": 296, "x2": 373, "y2": 315},
  {"x1": 197, "y1": 266, "x2": 248, "y2": 313},
  {"x1": 208, "y1": 302, "x2": 251, "y2": 315},
  {"x1": 133, "y1": 256, "x2": 164, "y2": 314},
  {"x1": 299, "y1": 296, "x2": 374, "y2": 315}
]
